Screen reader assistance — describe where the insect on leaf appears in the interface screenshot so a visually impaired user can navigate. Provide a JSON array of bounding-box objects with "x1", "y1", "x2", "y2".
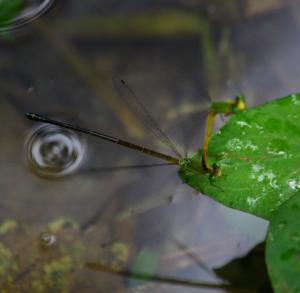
[{"x1": 179, "y1": 94, "x2": 300, "y2": 220}]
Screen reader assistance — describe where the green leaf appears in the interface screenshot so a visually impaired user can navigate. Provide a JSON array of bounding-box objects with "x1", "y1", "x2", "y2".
[
  {"x1": 179, "y1": 94, "x2": 300, "y2": 220},
  {"x1": 266, "y1": 192, "x2": 300, "y2": 292},
  {"x1": 0, "y1": 0, "x2": 24, "y2": 27}
]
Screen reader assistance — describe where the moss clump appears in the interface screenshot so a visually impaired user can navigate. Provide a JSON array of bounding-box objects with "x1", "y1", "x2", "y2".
[
  {"x1": 42, "y1": 256, "x2": 74, "y2": 292},
  {"x1": 0, "y1": 219, "x2": 18, "y2": 235}
]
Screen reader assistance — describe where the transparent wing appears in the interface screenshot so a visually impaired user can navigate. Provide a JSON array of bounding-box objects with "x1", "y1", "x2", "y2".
[
  {"x1": 113, "y1": 76, "x2": 182, "y2": 158},
  {"x1": 163, "y1": 89, "x2": 212, "y2": 156}
]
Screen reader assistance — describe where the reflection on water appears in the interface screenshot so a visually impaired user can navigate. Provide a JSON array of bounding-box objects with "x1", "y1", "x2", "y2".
[
  {"x1": 0, "y1": 0, "x2": 54, "y2": 32},
  {"x1": 2, "y1": 0, "x2": 300, "y2": 291},
  {"x1": 39, "y1": 231, "x2": 57, "y2": 246},
  {"x1": 25, "y1": 124, "x2": 86, "y2": 178}
]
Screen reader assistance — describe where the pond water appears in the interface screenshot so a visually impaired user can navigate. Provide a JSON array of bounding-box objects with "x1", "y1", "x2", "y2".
[{"x1": 1, "y1": 0, "x2": 299, "y2": 292}]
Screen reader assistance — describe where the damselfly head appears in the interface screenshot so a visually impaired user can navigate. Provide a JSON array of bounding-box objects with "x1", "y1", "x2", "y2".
[{"x1": 234, "y1": 95, "x2": 246, "y2": 112}]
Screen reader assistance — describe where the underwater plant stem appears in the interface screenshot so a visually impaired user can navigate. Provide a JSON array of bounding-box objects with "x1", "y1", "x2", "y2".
[{"x1": 33, "y1": 20, "x2": 144, "y2": 138}]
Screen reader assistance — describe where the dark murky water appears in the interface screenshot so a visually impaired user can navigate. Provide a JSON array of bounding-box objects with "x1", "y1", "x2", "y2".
[{"x1": 1, "y1": 0, "x2": 299, "y2": 291}]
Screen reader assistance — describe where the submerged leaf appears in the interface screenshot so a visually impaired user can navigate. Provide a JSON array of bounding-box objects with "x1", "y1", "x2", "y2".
[
  {"x1": 215, "y1": 243, "x2": 272, "y2": 292},
  {"x1": 129, "y1": 248, "x2": 160, "y2": 286},
  {"x1": 179, "y1": 94, "x2": 300, "y2": 220}
]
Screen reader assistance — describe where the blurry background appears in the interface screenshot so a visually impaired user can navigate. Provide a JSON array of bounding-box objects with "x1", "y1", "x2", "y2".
[{"x1": 1, "y1": 0, "x2": 299, "y2": 291}]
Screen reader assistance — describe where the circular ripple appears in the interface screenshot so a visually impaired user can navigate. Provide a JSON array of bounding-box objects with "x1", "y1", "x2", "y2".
[
  {"x1": 40, "y1": 231, "x2": 57, "y2": 246},
  {"x1": 26, "y1": 124, "x2": 86, "y2": 178},
  {"x1": 0, "y1": 0, "x2": 54, "y2": 32}
]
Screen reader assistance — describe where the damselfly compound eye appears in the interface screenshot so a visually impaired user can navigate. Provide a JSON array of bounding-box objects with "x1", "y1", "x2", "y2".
[
  {"x1": 0, "y1": 0, "x2": 54, "y2": 32},
  {"x1": 25, "y1": 123, "x2": 86, "y2": 178}
]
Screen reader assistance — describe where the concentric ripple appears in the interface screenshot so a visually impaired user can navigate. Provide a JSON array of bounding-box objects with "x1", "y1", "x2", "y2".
[
  {"x1": 26, "y1": 124, "x2": 86, "y2": 178},
  {"x1": 0, "y1": 0, "x2": 54, "y2": 32}
]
